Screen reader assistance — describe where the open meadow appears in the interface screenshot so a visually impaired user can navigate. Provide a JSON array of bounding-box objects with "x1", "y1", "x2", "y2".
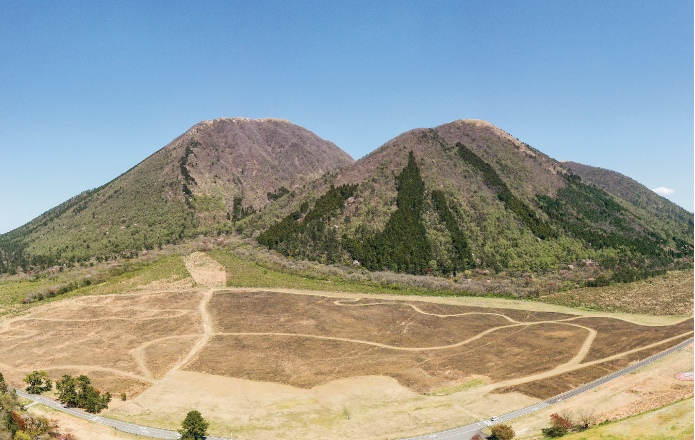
[{"x1": 0, "y1": 252, "x2": 692, "y2": 439}]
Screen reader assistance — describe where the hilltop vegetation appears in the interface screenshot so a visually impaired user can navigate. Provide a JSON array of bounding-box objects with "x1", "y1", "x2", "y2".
[
  {"x1": 1, "y1": 118, "x2": 691, "y2": 280},
  {"x1": 0, "y1": 118, "x2": 352, "y2": 274},
  {"x1": 240, "y1": 120, "x2": 692, "y2": 276}
]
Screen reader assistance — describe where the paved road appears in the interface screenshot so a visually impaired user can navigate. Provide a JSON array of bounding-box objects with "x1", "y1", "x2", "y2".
[
  {"x1": 15, "y1": 337, "x2": 693, "y2": 440},
  {"x1": 14, "y1": 390, "x2": 230, "y2": 440}
]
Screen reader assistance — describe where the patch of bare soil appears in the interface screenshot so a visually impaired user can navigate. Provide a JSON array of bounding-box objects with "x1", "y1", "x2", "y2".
[
  {"x1": 106, "y1": 369, "x2": 538, "y2": 440},
  {"x1": 184, "y1": 252, "x2": 226, "y2": 287},
  {"x1": 28, "y1": 405, "x2": 144, "y2": 440}
]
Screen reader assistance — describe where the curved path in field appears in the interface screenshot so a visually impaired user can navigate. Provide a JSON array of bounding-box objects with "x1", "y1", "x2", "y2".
[
  {"x1": 3, "y1": 254, "x2": 693, "y2": 440},
  {"x1": 15, "y1": 337, "x2": 693, "y2": 440}
]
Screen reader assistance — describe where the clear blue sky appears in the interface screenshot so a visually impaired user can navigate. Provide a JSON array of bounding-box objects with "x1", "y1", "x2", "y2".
[{"x1": 1, "y1": 0, "x2": 692, "y2": 234}]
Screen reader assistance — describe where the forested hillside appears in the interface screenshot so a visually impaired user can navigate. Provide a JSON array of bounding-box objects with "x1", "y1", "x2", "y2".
[
  {"x1": 239, "y1": 120, "x2": 693, "y2": 275},
  {"x1": 0, "y1": 118, "x2": 353, "y2": 273},
  {"x1": 2, "y1": 118, "x2": 691, "y2": 277}
]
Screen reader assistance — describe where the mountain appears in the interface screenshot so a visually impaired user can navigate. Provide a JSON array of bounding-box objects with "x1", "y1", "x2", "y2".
[
  {"x1": 247, "y1": 120, "x2": 693, "y2": 274},
  {"x1": 0, "y1": 118, "x2": 353, "y2": 272},
  {"x1": 562, "y1": 161, "x2": 693, "y2": 230},
  {"x1": 3, "y1": 118, "x2": 692, "y2": 277}
]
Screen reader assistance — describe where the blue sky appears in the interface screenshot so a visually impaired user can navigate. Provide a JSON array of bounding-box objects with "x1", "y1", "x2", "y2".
[{"x1": 1, "y1": 0, "x2": 692, "y2": 234}]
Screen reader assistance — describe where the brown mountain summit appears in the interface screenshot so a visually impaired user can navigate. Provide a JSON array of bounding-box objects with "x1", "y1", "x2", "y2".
[
  {"x1": 0, "y1": 117, "x2": 353, "y2": 268},
  {"x1": 171, "y1": 117, "x2": 354, "y2": 211}
]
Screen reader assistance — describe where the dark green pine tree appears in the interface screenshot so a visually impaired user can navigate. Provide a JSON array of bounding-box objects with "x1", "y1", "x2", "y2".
[{"x1": 179, "y1": 410, "x2": 209, "y2": 440}]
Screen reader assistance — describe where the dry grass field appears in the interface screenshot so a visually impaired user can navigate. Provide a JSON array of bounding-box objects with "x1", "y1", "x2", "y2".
[
  {"x1": 0, "y1": 252, "x2": 692, "y2": 440},
  {"x1": 539, "y1": 269, "x2": 694, "y2": 316}
]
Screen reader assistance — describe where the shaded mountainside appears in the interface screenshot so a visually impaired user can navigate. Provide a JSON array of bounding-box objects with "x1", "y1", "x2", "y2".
[
  {"x1": 0, "y1": 118, "x2": 353, "y2": 272},
  {"x1": 247, "y1": 120, "x2": 693, "y2": 274},
  {"x1": 562, "y1": 161, "x2": 693, "y2": 235}
]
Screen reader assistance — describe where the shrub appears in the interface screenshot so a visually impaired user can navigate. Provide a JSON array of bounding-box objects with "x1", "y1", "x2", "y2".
[{"x1": 490, "y1": 423, "x2": 515, "y2": 440}]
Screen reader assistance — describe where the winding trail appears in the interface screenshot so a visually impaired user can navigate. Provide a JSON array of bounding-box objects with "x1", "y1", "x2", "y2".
[
  {"x1": 166, "y1": 290, "x2": 213, "y2": 374},
  {"x1": 2, "y1": 254, "x2": 692, "y2": 440},
  {"x1": 160, "y1": 252, "x2": 223, "y2": 374}
]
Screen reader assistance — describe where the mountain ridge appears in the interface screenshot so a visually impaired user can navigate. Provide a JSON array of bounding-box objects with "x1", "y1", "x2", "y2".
[
  {"x1": 0, "y1": 117, "x2": 353, "y2": 272},
  {"x1": 1, "y1": 118, "x2": 692, "y2": 277}
]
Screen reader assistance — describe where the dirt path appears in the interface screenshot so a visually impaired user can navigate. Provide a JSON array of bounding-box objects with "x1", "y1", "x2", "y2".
[
  {"x1": 184, "y1": 252, "x2": 226, "y2": 287},
  {"x1": 1, "y1": 261, "x2": 689, "y2": 402},
  {"x1": 130, "y1": 334, "x2": 202, "y2": 380},
  {"x1": 222, "y1": 287, "x2": 691, "y2": 326},
  {"x1": 144, "y1": 252, "x2": 225, "y2": 376},
  {"x1": 14, "y1": 311, "x2": 192, "y2": 322},
  {"x1": 0, "y1": 361, "x2": 153, "y2": 383},
  {"x1": 167, "y1": 289, "x2": 214, "y2": 374},
  {"x1": 334, "y1": 299, "x2": 519, "y2": 323},
  {"x1": 488, "y1": 330, "x2": 694, "y2": 389}
]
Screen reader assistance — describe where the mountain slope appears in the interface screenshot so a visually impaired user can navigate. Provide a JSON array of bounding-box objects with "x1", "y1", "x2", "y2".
[
  {"x1": 0, "y1": 118, "x2": 353, "y2": 272},
  {"x1": 247, "y1": 120, "x2": 693, "y2": 274},
  {"x1": 562, "y1": 161, "x2": 693, "y2": 237}
]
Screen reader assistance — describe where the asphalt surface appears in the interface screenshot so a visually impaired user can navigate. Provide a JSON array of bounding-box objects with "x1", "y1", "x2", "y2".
[
  {"x1": 15, "y1": 337, "x2": 693, "y2": 440},
  {"x1": 14, "y1": 389, "x2": 229, "y2": 440}
]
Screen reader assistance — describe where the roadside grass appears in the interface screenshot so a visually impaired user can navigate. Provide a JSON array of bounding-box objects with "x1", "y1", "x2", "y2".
[
  {"x1": 427, "y1": 377, "x2": 488, "y2": 396},
  {"x1": 537, "y1": 269, "x2": 694, "y2": 316},
  {"x1": 527, "y1": 397, "x2": 694, "y2": 440}
]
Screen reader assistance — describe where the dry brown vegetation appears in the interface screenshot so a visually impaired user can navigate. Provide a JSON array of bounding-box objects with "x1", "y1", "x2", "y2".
[
  {"x1": 497, "y1": 334, "x2": 694, "y2": 400},
  {"x1": 1, "y1": 258, "x2": 692, "y2": 440},
  {"x1": 187, "y1": 322, "x2": 587, "y2": 392},
  {"x1": 570, "y1": 317, "x2": 693, "y2": 361},
  {"x1": 0, "y1": 290, "x2": 203, "y2": 391},
  {"x1": 2, "y1": 285, "x2": 691, "y2": 400},
  {"x1": 539, "y1": 269, "x2": 694, "y2": 316},
  {"x1": 184, "y1": 291, "x2": 692, "y2": 393}
]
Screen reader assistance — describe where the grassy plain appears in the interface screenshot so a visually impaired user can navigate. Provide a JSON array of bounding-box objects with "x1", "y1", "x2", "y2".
[
  {"x1": 551, "y1": 398, "x2": 693, "y2": 440},
  {"x1": 0, "y1": 250, "x2": 692, "y2": 440}
]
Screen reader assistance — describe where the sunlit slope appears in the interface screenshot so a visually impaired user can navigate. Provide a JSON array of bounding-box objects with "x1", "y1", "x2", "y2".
[
  {"x1": 0, "y1": 118, "x2": 353, "y2": 272},
  {"x1": 245, "y1": 120, "x2": 693, "y2": 273}
]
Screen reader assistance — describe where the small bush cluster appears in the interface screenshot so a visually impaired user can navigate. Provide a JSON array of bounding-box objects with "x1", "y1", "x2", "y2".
[
  {"x1": 542, "y1": 411, "x2": 596, "y2": 438},
  {"x1": 22, "y1": 277, "x2": 102, "y2": 304}
]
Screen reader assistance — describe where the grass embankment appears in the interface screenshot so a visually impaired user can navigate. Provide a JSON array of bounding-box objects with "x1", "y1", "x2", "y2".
[
  {"x1": 0, "y1": 256, "x2": 192, "y2": 317},
  {"x1": 78, "y1": 256, "x2": 191, "y2": 296},
  {"x1": 209, "y1": 250, "x2": 458, "y2": 297},
  {"x1": 528, "y1": 397, "x2": 693, "y2": 440}
]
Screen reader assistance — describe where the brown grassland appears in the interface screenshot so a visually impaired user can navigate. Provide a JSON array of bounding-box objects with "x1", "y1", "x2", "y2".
[
  {"x1": 538, "y1": 269, "x2": 694, "y2": 315},
  {"x1": 0, "y1": 252, "x2": 692, "y2": 439}
]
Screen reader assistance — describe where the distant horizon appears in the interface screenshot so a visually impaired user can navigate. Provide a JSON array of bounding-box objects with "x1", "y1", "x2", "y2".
[{"x1": 1, "y1": 1, "x2": 692, "y2": 233}]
